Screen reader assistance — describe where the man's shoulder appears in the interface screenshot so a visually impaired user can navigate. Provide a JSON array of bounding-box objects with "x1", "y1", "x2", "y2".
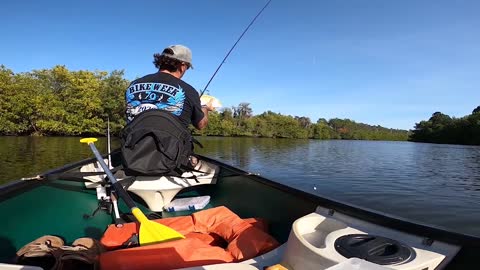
[
  {"x1": 179, "y1": 79, "x2": 196, "y2": 93},
  {"x1": 130, "y1": 73, "x2": 159, "y2": 84},
  {"x1": 128, "y1": 72, "x2": 197, "y2": 95}
]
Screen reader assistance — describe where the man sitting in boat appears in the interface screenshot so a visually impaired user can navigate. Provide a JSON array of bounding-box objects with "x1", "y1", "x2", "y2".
[{"x1": 122, "y1": 45, "x2": 214, "y2": 176}]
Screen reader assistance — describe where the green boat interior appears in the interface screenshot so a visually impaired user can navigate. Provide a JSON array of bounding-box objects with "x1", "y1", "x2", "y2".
[{"x1": 1, "y1": 154, "x2": 479, "y2": 270}]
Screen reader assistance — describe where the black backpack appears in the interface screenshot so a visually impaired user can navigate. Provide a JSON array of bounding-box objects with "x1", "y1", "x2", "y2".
[{"x1": 120, "y1": 109, "x2": 193, "y2": 176}]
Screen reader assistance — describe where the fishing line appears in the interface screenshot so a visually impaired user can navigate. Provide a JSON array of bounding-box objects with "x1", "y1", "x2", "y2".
[{"x1": 200, "y1": 0, "x2": 273, "y2": 97}]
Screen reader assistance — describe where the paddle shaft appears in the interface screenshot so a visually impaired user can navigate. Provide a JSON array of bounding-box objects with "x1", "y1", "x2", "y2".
[
  {"x1": 81, "y1": 138, "x2": 185, "y2": 244},
  {"x1": 86, "y1": 142, "x2": 136, "y2": 209},
  {"x1": 107, "y1": 117, "x2": 112, "y2": 167}
]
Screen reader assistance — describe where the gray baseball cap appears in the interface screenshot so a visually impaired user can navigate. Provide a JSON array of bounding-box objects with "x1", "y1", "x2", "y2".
[{"x1": 161, "y1": 45, "x2": 193, "y2": 69}]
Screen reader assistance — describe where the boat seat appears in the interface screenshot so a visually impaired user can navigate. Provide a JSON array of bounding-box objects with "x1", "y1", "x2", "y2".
[
  {"x1": 99, "y1": 206, "x2": 280, "y2": 270},
  {"x1": 80, "y1": 159, "x2": 219, "y2": 211},
  {"x1": 178, "y1": 263, "x2": 260, "y2": 270},
  {"x1": 281, "y1": 206, "x2": 460, "y2": 270},
  {"x1": 0, "y1": 263, "x2": 43, "y2": 270}
]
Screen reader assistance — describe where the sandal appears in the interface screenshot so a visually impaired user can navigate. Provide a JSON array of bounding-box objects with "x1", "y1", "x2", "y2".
[
  {"x1": 16, "y1": 235, "x2": 64, "y2": 258},
  {"x1": 53, "y1": 238, "x2": 104, "y2": 270},
  {"x1": 16, "y1": 235, "x2": 65, "y2": 269},
  {"x1": 71, "y1": 237, "x2": 104, "y2": 254}
]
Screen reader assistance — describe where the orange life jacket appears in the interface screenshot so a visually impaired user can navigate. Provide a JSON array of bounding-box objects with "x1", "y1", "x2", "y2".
[{"x1": 99, "y1": 206, "x2": 280, "y2": 270}]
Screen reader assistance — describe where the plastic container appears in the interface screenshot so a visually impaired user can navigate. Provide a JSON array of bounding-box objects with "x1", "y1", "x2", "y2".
[
  {"x1": 325, "y1": 258, "x2": 391, "y2": 270},
  {"x1": 164, "y1": 196, "x2": 211, "y2": 212}
]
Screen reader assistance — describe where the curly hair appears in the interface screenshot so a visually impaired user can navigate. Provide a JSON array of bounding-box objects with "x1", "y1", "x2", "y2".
[{"x1": 153, "y1": 53, "x2": 182, "y2": 72}]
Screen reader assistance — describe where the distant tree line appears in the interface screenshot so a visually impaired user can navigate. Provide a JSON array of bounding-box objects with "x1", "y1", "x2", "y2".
[
  {"x1": 191, "y1": 103, "x2": 409, "y2": 140},
  {"x1": 409, "y1": 107, "x2": 480, "y2": 145},
  {"x1": 0, "y1": 65, "x2": 408, "y2": 141},
  {"x1": 194, "y1": 104, "x2": 408, "y2": 140}
]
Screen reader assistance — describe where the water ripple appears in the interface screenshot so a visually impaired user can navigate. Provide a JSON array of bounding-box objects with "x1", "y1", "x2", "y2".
[{"x1": 198, "y1": 138, "x2": 480, "y2": 237}]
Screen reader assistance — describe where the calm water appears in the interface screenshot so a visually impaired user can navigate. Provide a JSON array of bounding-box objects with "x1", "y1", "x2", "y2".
[{"x1": 1, "y1": 136, "x2": 480, "y2": 237}]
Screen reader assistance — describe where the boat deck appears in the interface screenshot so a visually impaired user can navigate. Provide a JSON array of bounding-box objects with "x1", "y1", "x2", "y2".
[{"x1": 0, "y1": 165, "x2": 318, "y2": 263}]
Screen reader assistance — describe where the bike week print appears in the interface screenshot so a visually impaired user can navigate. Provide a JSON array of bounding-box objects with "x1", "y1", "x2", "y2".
[{"x1": 126, "y1": 82, "x2": 186, "y2": 122}]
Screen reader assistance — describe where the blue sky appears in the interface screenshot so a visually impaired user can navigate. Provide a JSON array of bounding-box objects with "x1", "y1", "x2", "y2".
[{"x1": 1, "y1": 0, "x2": 479, "y2": 130}]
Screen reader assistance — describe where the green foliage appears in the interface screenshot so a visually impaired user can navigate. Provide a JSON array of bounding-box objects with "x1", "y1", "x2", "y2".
[
  {"x1": 326, "y1": 118, "x2": 408, "y2": 141},
  {"x1": 0, "y1": 65, "x2": 129, "y2": 136},
  {"x1": 473, "y1": 106, "x2": 480, "y2": 115},
  {"x1": 0, "y1": 66, "x2": 21, "y2": 135},
  {"x1": 233, "y1": 102, "x2": 253, "y2": 119},
  {"x1": 410, "y1": 107, "x2": 480, "y2": 145},
  {"x1": 193, "y1": 106, "x2": 408, "y2": 141},
  {"x1": 0, "y1": 65, "x2": 408, "y2": 141}
]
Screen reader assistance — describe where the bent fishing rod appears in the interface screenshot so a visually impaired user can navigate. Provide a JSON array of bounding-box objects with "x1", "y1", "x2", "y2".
[{"x1": 200, "y1": 0, "x2": 272, "y2": 97}]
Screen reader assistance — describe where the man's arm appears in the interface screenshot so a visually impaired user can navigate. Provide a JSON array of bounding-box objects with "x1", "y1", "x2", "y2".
[
  {"x1": 195, "y1": 105, "x2": 213, "y2": 130},
  {"x1": 191, "y1": 89, "x2": 214, "y2": 130}
]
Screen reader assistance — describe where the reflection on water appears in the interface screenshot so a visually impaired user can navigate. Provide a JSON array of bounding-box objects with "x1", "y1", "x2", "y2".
[
  {"x1": 1, "y1": 136, "x2": 479, "y2": 236},
  {"x1": 0, "y1": 137, "x2": 120, "y2": 183},
  {"x1": 196, "y1": 137, "x2": 310, "y2": 169}
]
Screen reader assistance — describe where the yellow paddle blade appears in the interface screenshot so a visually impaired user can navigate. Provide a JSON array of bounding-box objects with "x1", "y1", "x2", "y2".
[
  {"x1": 80, "y1": 138, "x2": 98, "y2": 144},
  {"x1": 132, "y1": 208, "x2": 185, "y2": 245}
]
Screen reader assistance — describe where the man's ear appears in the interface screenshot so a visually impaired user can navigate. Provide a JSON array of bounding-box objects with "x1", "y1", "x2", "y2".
[{"x1": 182, "y1": 65, "x2": 189, "y2": 76}]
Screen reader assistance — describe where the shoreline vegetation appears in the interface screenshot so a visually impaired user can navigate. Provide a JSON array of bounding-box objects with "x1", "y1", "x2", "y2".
[
  {"x1": 410, "y1": 108, "x2": 480, "y2": 145},
  {"x1": 0, "y1": 65, "x2": 407, "y2": 141},
  {"x1": 1, "y1": 65, "x2": 477, "y2": 145}
]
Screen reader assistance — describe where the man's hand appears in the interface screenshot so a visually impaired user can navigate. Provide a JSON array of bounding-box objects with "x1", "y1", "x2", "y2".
[
  {"x1": 200, "y1": 95, "x2": 221, "y2": 111},
  {"x1": 195, "y1": 99, "x2": 212, "y2": 130},
  {"x1": 202, "y1": 99, "x2": 215, "y2": 112},
  {"x1": 196, "y1": 95, "x2": 220, "y2": 130}
]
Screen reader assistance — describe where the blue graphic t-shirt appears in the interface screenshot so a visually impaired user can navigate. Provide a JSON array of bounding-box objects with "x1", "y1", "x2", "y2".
[{"x1": 125, "y1": 72, "x2": 204, "y2": 128}]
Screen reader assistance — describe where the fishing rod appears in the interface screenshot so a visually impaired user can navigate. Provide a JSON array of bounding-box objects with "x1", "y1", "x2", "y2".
[{"x1": 200, "y1": 0, "x2": 272, "y2": 97}]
